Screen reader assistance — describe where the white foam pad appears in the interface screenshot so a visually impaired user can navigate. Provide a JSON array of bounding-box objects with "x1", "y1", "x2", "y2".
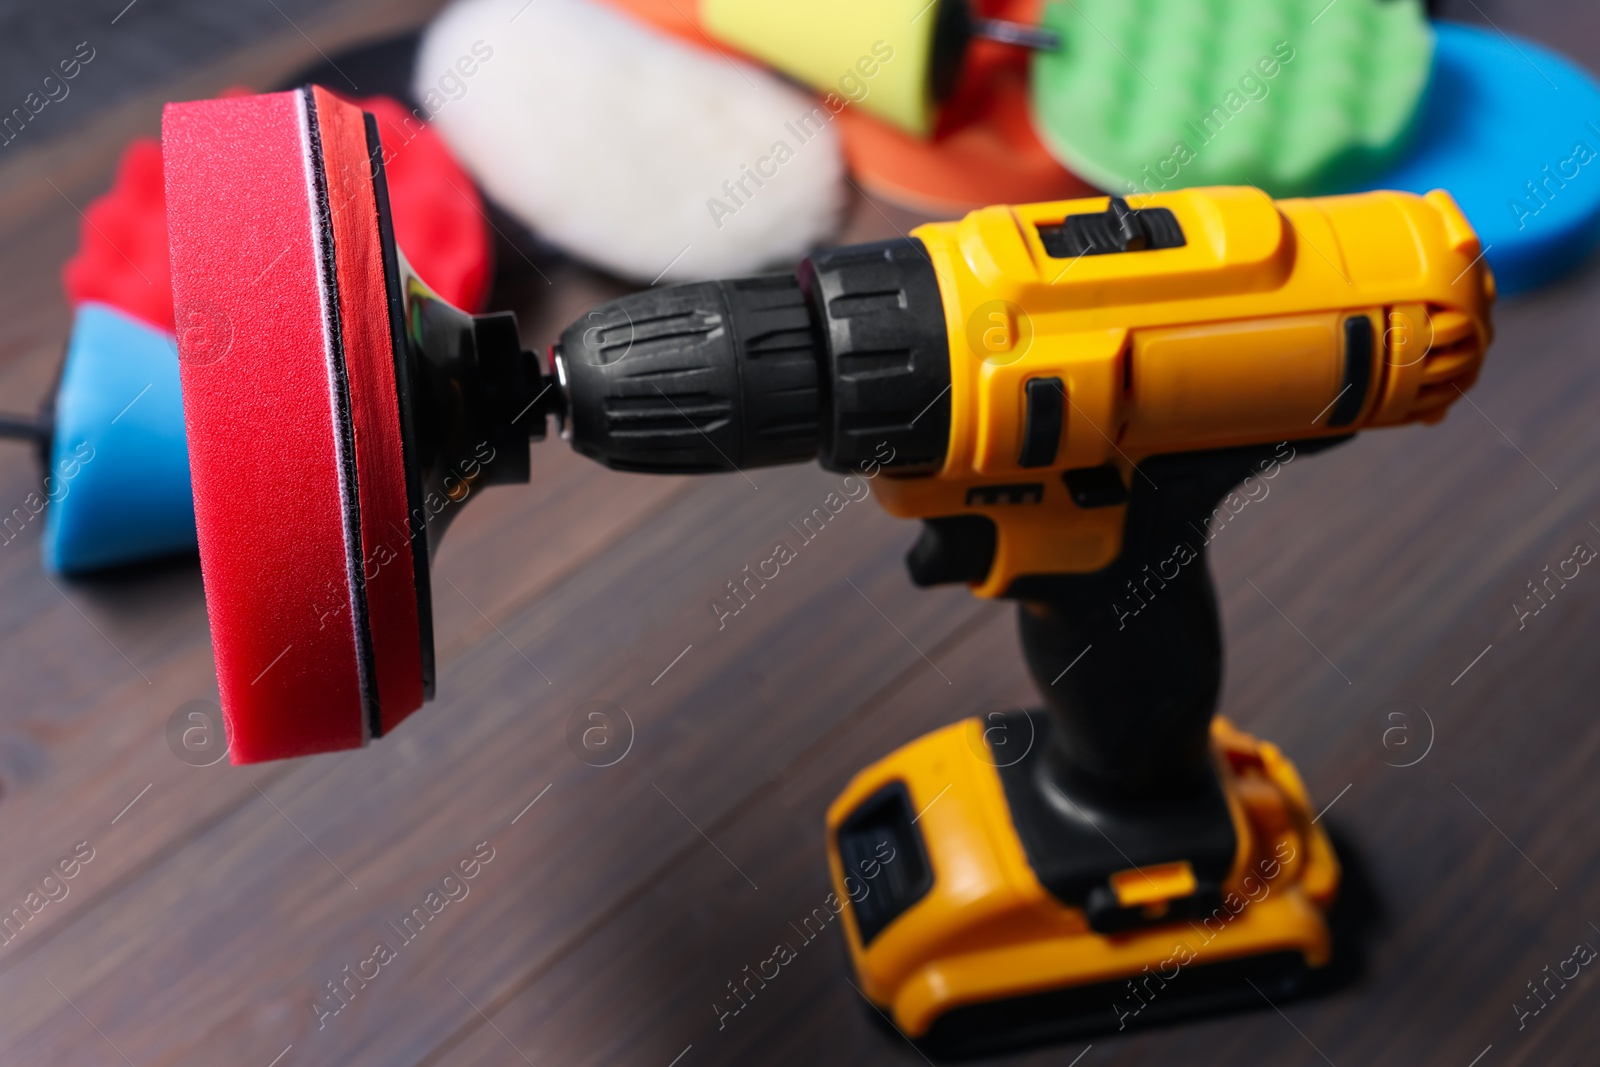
[{"x1": 416, "y1": 0, "x2": 848, "y2": 283}]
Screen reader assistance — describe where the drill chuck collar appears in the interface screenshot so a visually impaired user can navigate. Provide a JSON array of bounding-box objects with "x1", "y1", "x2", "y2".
[{"x1": 551, "y1": 238, "x2": 953, "y2": 477}]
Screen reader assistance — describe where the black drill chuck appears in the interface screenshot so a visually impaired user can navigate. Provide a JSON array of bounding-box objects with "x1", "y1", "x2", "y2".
[
  {"x1": 556, "y1": 274, "x2": 822, "y2": 473},
  {"x1": 552, "y1": 239, "x2": 953, "y2": 477}
]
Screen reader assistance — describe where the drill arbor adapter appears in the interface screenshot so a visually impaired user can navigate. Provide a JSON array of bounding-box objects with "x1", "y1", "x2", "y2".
[{"x1": 164, "y1": 91, "x2": 1493, "y2": 1055}]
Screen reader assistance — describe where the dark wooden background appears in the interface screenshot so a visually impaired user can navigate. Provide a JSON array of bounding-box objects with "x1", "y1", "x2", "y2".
[{"x1": 0, "y1": 1, "x2": 1597, "y2": 1064}]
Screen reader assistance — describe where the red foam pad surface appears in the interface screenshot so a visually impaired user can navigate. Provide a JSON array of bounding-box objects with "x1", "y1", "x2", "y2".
[
  {"x1": 313, "y1": 86, "x2": 424, "y2": 735},
  {"x1": 165, "y1": 90, "x2": 366, "y2": 762}
]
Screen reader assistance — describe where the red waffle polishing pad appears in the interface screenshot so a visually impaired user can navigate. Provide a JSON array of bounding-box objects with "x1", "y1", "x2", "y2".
[{"x1": 164, "y1": 87, "x2": 424, "y2": 762}]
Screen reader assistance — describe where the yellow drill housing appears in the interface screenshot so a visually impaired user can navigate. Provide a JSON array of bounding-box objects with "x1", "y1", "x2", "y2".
[{"x1": 876, "y1": 186, "x2": 1495, "y2": 596}]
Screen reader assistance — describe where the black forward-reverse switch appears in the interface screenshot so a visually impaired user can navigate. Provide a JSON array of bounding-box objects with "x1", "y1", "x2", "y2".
[{"x1": 1038, "y1": 197, "x2": 1187, "y2": 258}]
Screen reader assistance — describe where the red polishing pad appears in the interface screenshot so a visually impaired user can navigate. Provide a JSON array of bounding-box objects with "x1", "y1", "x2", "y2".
[
  {"x1": 69, "y1": 92, "x2": 490, "y2": 330},
  {"x1": 164, "y1": 88, "x2": 425, "y2": 762},
  {"x1": 363, "y1": 94, "x2": 492, "y2": 314},
  {"x1": 62, "y1": 138, "x2": 173, "y2": 331}
]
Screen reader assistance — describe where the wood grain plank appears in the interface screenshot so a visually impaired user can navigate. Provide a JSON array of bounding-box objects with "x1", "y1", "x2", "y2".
[
  {"x1": 0, "y1": 0, "x2": 696, "y2": 987},
  {"x1": 422, "y1": 260, "x2": 1600, "y2": 1067},
  {"x1": 0, "y1": 459, "x2": 985, "y2": 1065},
  {"x1": 4, "y1": 3, "x2": 1600, "y2": 1065}
]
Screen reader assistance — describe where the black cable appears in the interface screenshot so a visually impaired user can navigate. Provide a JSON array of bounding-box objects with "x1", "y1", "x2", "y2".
[{"x1": 0, "y1": 414, "x2": 44, "y2": 441}]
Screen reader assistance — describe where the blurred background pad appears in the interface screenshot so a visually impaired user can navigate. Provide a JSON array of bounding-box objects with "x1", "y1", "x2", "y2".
[
  {"x1": 1031, "y1": 0, "x2": 1433, "y2": 197},
  {"x1": 834, "y1": 0, "x2": 1097, "y2": 213},
  {"x1": 602, "y1": 0, "x2": 1095, "y2": 213},
  {"x1": 41, "y1": 302, "x2": 195, "y2": 574},
  {"x1": 700, "y1": 0, "x2": 942, "y2": 136},
  {"x1": 1357, "y1": 22, "x2": 1600, "y2": 296},
  {"x1": 415, "y1": 0, "x2": 846, "y2": 284}
]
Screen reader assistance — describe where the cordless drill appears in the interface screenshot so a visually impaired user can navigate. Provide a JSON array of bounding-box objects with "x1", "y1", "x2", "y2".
[
  {"x1": 547, "y1": 186, "x2": 1494, "y2": 1051},
  {"x1": 162, "y1": 94, "x2": 1492, "y2": 1052}
]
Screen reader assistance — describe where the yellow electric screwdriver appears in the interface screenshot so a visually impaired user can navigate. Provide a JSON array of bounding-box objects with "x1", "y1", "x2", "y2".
[
  {"x1": 159, "y1": 92, "x2": 1493, "y2": 1052},
  {"x1": 552, "y1": 185, "x2": 1493, "y2": 1051}
]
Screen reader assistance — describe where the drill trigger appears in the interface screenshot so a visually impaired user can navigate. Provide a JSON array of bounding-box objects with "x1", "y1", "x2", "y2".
[{"x1": 906, "y1": 515, "x2": 997, "y2": 587}]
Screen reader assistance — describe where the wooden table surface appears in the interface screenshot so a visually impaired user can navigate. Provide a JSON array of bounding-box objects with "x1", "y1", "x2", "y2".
[{"x1": 1, "y1": 1, "x2": 1597, "y2": 1064}]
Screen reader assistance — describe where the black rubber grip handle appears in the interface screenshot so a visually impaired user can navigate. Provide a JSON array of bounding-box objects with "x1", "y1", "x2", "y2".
[{"x1": 1010, "y1": 438, "x2": 1349, "y2": 796}]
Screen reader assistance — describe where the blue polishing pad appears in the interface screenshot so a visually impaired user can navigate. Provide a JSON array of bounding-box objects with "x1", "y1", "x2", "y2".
[
  {"x1": 41, "y1": 302, "x2": 197, "y2": 573},
  {"x1": 1360, "y1": 22, "x2": 1600, "y2": 296}
]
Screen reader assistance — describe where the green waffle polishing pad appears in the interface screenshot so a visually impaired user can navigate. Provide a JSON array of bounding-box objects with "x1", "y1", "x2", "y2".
[{"x1": 1031, "y1": 0, "x2": 1434, "y2": 197}]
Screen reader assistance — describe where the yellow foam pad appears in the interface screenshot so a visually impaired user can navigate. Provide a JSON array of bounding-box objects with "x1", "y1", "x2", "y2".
[{"x1": 701, "y1": 0, "x2": 941, "y2": 135}]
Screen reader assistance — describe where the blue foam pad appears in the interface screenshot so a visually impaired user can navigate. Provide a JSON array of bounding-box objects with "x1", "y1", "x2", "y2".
[
  {"x1": 41, "y1": 302, "x2": 197, "y2": 573},
  {"x1": 1359, "y1": 22, "x2": 1600, "y2": 296}
]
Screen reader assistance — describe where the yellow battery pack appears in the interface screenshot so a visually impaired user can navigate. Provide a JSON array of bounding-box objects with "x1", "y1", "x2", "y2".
[{"x1": 827, "y1": 715, "x2": 1340, "y2": 1054}]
